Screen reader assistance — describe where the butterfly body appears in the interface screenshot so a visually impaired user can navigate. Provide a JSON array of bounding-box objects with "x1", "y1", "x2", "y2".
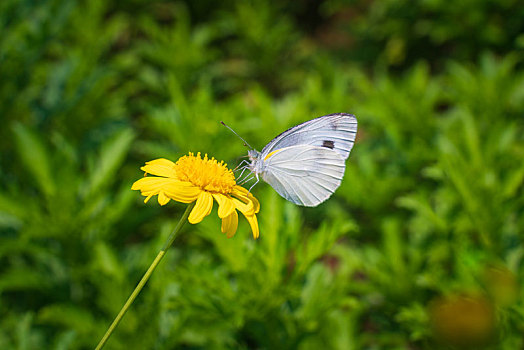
[{"x1": 246, "y1": 113, "x2": 357, "y2": 207}]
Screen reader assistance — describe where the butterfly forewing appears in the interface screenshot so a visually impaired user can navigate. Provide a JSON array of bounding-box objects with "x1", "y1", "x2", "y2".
[
  {"x1": 261, "y1": 113, "x2": 357, "y2": 161},
  {"x1": 261, "y1": 145, "x2": 346, "y2": 207}
]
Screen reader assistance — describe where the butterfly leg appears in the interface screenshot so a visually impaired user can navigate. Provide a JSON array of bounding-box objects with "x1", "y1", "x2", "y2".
[
  {"x1": 248, "y1": 174, "x2": 259, "y2": 192},
  {"x1": 233, "y1": 159, "x2": 249, "y2": 172},
  {"x1": 236, "y1": 165, "x2": 251, "y2": 183},
  {"x1": 238, "y1": 172, "x2": 255, "y2": 185}
]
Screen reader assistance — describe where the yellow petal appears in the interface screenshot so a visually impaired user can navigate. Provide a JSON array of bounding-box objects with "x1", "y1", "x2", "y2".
[
  {"x1": 132, "y1": 177, "x2": 170, "y2": 199},
  {"x1": 140, "y1": 158, "x2": 177, "y2": 178},
  {"x1": 132, "y1": 177, "x2": 200, "y2": 204},
  {"x1": 158, "y1": 191, "x2": 170, "y2": 206},
  {"x1": 131, "y1": 176, "x2": 173, "y2": 192},
  {"x1": 231, "y1": 186, "x2": 259, "y2": 214},
  {"x1": 131, "y1": 176, "x2": 159, "y2": 190},
  {"x1": 247, "y1": 192, "x2": 260, "y2": 214},
  {"x1": 212, "y1": 193, "x2": 236, "y2": 218},
  {"x1": 188, "y1": 191, "x2": 213, "y2": 224},
  {"x1": 163, "y1": 181, "x2": 201, "y2": 203},
  {"x1": 232, "y1": 185, "x2": 259, "y2": 238},
  {"x1": 245, "y1": 214, "x2": 259, "y2": 239},
  {"x1": 221, "y1": 210, "x2": 238, "y2": 238},
  {"x1": 232, "y1": 186, "x2": 249, "y2": 197},
  {"x1": 144, "y1": 194, "x2": 153, "y2": 203},
  {"x1": 232, "y1": 196, "x2": 255, "y2": 216}
]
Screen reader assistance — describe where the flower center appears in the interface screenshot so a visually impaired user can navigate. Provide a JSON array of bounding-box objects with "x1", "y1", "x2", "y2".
[{"x1": 174, "y1": 152, "x2": 236, "y2": 193}]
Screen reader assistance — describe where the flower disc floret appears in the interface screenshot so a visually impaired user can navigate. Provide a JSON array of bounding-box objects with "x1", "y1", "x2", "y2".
[{"x1": 174, "y1": 153, "x2": 236, "y2": 193}]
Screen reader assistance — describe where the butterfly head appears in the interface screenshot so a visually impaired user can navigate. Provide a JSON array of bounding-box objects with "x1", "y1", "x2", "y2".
[
  {"x1": 247, "y1": 149, "x2": 262, "y2": 173},
  {"x1": 248, "y1": 149, "x2": 260, "y2": 163}
]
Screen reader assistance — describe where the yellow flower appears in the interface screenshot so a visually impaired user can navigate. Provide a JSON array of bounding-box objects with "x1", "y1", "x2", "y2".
[
  {"x1": 131, "y1": 153, "x2": 260, "y2": 239},
  {"x1": 429, "y1": 293, "x2": 495, "y2": 347}
]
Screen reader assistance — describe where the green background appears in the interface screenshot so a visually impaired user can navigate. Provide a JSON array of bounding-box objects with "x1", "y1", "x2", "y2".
[{"x1": 1, "y1": 0, "x2": 523, "y2": 349}]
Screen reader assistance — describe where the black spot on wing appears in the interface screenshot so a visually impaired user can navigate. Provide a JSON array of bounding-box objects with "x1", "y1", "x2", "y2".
[{"x1": 322, "y1": 140, "x2": 335, "y2": 149}]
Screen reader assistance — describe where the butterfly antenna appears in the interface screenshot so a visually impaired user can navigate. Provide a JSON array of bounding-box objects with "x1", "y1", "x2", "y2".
[{"x1": 220, "y1": 121, "x2": 253, "y2": 149}]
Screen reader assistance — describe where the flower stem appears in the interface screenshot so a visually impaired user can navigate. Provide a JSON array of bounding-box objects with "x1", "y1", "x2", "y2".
[{"x1": 95, "y1": 203, "x2": 195, "y2": 350}]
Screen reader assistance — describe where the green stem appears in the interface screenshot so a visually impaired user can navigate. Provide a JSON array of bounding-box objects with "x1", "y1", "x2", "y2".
[{"x1": 95, "y1": 203, "x2": 195, "y2": 350}]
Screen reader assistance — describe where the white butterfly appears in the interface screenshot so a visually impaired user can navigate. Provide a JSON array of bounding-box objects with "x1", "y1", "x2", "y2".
[{"x1": 226, "y1": 113, "x2": 357, "y2": 207}]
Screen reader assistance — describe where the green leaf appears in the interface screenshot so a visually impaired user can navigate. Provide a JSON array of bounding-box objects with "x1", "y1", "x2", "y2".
[
  {"x1": 12, "y1": 123, "x2": 56, "y2": 196},
  {"x1": 84, "y1": 128, "x2": 135, "y2": 197},
  {"x1": 0, "y1": 268, "x2": 47, "y2": 293},
  {"x1": 37, "y1": 304, "x2": 95, "y2": 335}
]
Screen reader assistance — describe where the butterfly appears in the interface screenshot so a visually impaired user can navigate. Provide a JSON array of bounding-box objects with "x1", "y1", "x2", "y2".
[{"x1": 224, "y1": 113, "x2": 357, "y2": 207}]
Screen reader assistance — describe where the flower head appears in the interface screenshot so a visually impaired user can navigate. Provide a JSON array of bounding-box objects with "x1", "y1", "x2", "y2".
[{"x1": 131, "y1": 153, "x2": 260, "y2": 238}]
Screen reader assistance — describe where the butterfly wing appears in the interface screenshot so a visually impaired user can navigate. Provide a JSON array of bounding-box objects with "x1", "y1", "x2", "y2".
[
  {"x1": 260, "y1": 144, "x2": 346, "y2": 207},
  {"x1": 261, "y1": 113, "x2": 357, "y2": 161}
]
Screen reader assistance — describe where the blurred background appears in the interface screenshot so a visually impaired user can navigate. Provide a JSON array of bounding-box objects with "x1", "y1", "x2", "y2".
[{"x1": 1, "y1": 0, "x2": 523, "y2": 349}]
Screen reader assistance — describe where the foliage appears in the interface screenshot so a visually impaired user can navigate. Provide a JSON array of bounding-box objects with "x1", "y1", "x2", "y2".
[{"x1": 0, "y1": 0, "x2": 523, "y2": 349}]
